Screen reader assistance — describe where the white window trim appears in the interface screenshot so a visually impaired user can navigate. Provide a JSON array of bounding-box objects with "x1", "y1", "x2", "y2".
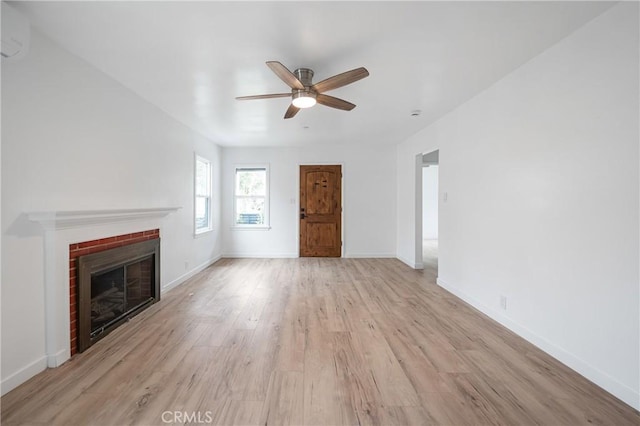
[
  {"x1": 194, "y1": 154, "x2": 213, "y2": 236},
  {"x1": 232, "y1": 164, "x2": 271, "y2": 230}
]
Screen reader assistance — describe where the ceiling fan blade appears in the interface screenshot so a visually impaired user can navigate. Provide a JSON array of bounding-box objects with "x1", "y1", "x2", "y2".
[
  {"x1": 266, "y1": 61, "x2": 304, "y2": 90},
  {"x1": 312, "y1": 67, "x2": 369, "y2": 93},
  {"x1": 236, "y1": 93, "x2": 291, "y2": 101},
  {"x1": 316, "y1": 94, "x2": 356, "y2": 111},
  {"x1": 284, "y1": 104, "x2": 300, "y2": 119}
]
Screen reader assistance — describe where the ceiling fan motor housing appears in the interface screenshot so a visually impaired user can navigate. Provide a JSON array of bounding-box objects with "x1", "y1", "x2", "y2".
[{"x1": 293, "y1": 68, "x2": 314, "y2": 87}]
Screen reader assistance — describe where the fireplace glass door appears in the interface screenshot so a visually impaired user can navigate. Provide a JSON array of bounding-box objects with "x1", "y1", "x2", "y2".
[{"x1": 89, "y1": 256, "x2": 155, "y2": 338}]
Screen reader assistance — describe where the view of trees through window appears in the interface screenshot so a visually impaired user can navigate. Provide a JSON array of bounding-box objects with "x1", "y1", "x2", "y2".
[{"x1": 235, "y1": 167, "x2": 267, "y2": 225}]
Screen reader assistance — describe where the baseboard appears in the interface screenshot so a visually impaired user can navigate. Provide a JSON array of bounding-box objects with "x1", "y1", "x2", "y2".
[
  {"x1": 345, "y1": 253, "x2": 396, "y2": 258},
  {"x1": 222, "y1": 253, "x2": 396, "y2": 265},
  {"x1": 223, "y1": 253, "x2": 396, "y2": 259},
  {"x1": 1, "y1": 356, "x2": 48, "y2": 396},
  {"x1": 396, "y1": 255, "x2": 424, "y2": 269},
  {"x1": 47, "y1": 348, "x2": 69, "y2": 368},
  {"x1": 162, "y1": 255, "x2": 222, "y2": 292},
  {"x1": 222, "y1": 253, "x2": 298, "y2": 259},
  {"x1": 436, "y1": 277, "x2": 640, "y2": 411}
]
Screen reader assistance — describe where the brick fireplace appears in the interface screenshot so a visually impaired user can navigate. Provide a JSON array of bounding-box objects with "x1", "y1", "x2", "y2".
[
  {"x1": 26, "y1": 207, "x2": 179, "y2": 369},
  {"x1": 69, "y1": 229, "x2": 159, "y2": 355}
]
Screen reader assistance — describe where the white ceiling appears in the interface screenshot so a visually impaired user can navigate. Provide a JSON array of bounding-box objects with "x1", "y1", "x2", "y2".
[{"x1": 12, "y1": 1, "x2": 613, "y2": 147}]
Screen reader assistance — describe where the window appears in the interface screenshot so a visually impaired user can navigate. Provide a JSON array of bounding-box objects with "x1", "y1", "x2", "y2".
[
  {"x1": 194, "y1": 155, "x2": 212, "y2": 234},
  {"x1": 234, "y1": 165, "x2": 269, "y2": 228}
]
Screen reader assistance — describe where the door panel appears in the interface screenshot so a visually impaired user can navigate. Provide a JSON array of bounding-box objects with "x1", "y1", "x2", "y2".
[
  {"x1": 300, "y1": 165, "x2": 341, "y2": 257},
  {"x1": 306, "y1": 223, "x2": 338, "y2": 249},
  {"x1": 305, "y1": 171, "x2": 334, "y2": 215}
]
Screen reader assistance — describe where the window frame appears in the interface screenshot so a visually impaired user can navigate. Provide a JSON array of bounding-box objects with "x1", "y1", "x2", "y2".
[
  {"x1": 194, "y1": 154, "x2": 213, "y2": 236},
  {"x1": 232, "y1": 164, "x2": 270, "y2": 230}
]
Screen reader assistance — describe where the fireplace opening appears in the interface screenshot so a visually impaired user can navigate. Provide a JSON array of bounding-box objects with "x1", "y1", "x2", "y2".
[{"x1": 78, "y1": 239, "x2": 160, "y2": 352}]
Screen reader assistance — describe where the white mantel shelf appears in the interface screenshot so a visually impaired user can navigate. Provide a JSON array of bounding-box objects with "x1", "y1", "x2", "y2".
[{"x1": 27, "y1": 207, "x2": 182, "y2": 230}]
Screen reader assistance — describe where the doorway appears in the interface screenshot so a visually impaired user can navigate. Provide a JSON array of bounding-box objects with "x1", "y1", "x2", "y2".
[
  {"x1": 299, "y1": 165, "x2": 342, "y2": 257},
  {"x1": 422, "y1": 150, "x2": 439, "y2": 279}
]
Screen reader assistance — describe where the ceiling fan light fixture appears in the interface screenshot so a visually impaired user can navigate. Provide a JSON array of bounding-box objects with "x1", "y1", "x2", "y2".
[{"x1": 292, "y1": 90, "x2": 317, "y2": 108}]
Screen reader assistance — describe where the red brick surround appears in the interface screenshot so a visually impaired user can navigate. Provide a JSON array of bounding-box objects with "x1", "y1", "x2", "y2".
[{"x1": 68, "y1": 229, "x2": 159, "y2": 356}]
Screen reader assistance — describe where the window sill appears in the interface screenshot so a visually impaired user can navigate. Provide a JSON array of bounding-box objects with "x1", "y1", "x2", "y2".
[
  {"x1": 231, "y1": 226, "x2": 271, "y2": 231},
  {"x1": 194, "y1": 228, "x2": 213, "y2": 238}
]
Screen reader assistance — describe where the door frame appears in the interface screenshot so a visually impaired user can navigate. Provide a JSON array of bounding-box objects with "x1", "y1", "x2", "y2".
[
  {"x1": 415, "y1": 149, "x2": 439, "y2": 270},
  {"x1": 296, "y1": 162, "x2": 344, "y2": 258},
  {"x1": 414, "y1": 153, "x2": 424, "y2": 269}
]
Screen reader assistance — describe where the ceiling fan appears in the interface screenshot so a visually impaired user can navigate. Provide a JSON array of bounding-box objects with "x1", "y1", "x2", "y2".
[{"x1": 236, "y1": 61, "x2": 369, "y2": 119}]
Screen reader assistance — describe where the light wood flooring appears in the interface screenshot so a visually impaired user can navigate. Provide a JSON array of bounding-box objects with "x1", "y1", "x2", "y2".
[
  {"x1": 422, "y1": 239, "x2": 438, "y2": 282},
  {"x1": 1, "y1": 257, "x2": 638, "y2": 425}
]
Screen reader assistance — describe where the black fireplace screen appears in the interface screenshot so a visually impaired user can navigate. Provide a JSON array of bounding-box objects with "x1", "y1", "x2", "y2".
[{"x1": 78, "y1": 239, "x2": 160, "y2": 352}]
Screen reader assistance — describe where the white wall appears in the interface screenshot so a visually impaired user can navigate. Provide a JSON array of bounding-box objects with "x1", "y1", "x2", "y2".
[
  {"x1": 1, "y1": 29, "x2": 222, "y2": 393},
  {"x1": 422, "y1": 165, "x2": 438, "y2": 240},
  {"x1": 397, "y1": 3, "x2": 639, "y2": 409},
  {"x1": 222, "y1": 146, "x2": 396, "y2": 258}
]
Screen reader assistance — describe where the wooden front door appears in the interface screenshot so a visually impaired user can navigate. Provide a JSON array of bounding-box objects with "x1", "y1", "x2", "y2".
[{"x1": 299, "y1": 165, "x2": 342, "y2": 257}]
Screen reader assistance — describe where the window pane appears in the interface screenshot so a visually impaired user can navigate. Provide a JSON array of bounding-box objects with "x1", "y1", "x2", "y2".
[
  {"x1": 235, "y1": 197, "x2": 265, "y2": 225},
  {"x1": 236, "y1": 169, "x2": 265, "y2": 196},
  {"x1": 195, "y1": 159, "x2": 210, "y2": 196},
  {"x1": 195, "y1": 196, "x2": 210, "y2": 230}
]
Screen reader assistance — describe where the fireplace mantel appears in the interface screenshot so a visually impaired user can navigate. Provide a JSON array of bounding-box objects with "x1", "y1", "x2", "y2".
[{"x1": 27, "y1": 207, "x2": 181, "y2": 230}]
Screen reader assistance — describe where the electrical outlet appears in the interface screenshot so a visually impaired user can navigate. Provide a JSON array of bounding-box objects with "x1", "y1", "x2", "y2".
[{"x1": 500, "y1": 295, "x2": 507, "y2": 310}]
